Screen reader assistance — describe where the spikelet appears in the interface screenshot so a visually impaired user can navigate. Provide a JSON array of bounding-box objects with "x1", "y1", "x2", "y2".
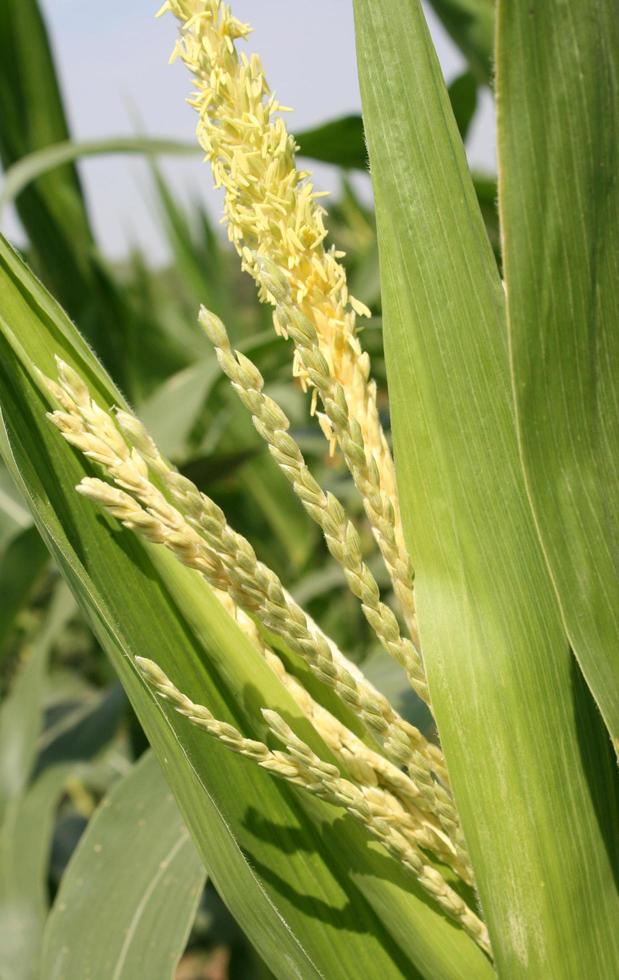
[
  {"x1": 42, "y1": 360, "x2": 470, "y2": 872},
  {"x1": 157, "y1": 0, "x2": 418, "y2": 640},
  {"x1": 44, "y1": 360, "x2": 470, "y2": 876},
  {"x1": 263, "y1": 647, "x2": 470, "y2": 881},
  {"x1": 42, "y1": 360, "x2": 478, "y2": 926},
  {"x1": 257, "y1": 266, "x2": 420, "y2": 647},
  {"x1": 140, "y1": 542, "x2": 461, "y2": 875},
  {"x1": 41, "y1": 362, "x2": 440, "y2": 783},
  {"x1": 137, "y1": 655, "x2": 488, "y2": 953},
  {"x1": 199, "y1": 310, "x2": 472, "y2": 869},
  {"x1": 201, "y1": 307, "x2": 428, "y2": 702},
  {"x1": 263, "y1": 712, "x2": 488, "y2": 952}
]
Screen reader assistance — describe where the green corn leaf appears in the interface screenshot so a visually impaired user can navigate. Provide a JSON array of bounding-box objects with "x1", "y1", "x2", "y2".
[
  {"x1": 42, "y1": 750, "x2": 205, "y2": 980},
  {"x1": 496, "y1": 1, "x2": 619, "y2": 746},
  {"x1": 353, "y1": 0, "x2": 619, "y2": 974},
  {"x1": 0, "y1": 235, "x2": 493, "y2": 980},
  {"x1": 296, "y1": 116, "x2": 368, "y2": 170},
  {"x1": 0, "y1": 138, "x2": 200, "y2": 218},
  {"x1": 0, "y1": 765, "x2": 72, "y2": 980},
  {"x1": 447, "y1": 71, "x2": 478, "y2": 141},
  {"x1": 426, "y1": 0, "x2": 494, "y2": 85}
]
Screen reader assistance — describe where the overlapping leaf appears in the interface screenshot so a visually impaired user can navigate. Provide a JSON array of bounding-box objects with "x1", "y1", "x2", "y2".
[
  {"x1": 496, "y1": 0, "x2": 619, "y2": 745},
  {"x1": 353, "y1": 0, "x2": 619, "y2": 974}
]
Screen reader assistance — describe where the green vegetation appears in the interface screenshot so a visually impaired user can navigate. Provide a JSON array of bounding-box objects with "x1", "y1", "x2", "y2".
[{"x1": 0, "y1": 1, "x2": 616, "y2": 977}]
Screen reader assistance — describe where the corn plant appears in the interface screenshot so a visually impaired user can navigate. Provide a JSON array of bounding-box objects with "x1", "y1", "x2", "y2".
[{"x1": 0, "y1": 0, "x2": 617, "y2": 977}]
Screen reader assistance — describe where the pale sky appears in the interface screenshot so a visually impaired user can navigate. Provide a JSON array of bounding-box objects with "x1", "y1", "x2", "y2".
[{"x1": 4, "y1": 1, "x2": 495, "y2": 264}]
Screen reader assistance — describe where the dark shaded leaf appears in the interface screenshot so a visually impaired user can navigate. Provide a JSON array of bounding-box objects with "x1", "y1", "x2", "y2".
[
  {"x1": 0, "y1": 526, "x2": 48, "y2": 659},
  {"x1": 296, "y1": 116, "x2": 367, "y2": 171},
  {"x1": 35, "y1": 683, "x2": 126, "y2": 774},
  {"x1": 447, "y1": 71, "x2": 478, "y2": 141}
]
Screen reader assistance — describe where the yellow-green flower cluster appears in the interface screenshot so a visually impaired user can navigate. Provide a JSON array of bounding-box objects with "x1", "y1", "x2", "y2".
[
  {"x1": 138, "y1": 655, "x2": 489, "y2": 953},
  {"x1": 157, "y1": 0, "x2": 405, "y2": 573},
  {"x1": 42, "y1": 358, "x2": 474, "y2": 890}
]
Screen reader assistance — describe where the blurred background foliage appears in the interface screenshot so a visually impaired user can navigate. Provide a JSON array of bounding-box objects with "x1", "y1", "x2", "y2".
[{"x1": 0, "y1": 1, "x2": 496, "y2": 976}]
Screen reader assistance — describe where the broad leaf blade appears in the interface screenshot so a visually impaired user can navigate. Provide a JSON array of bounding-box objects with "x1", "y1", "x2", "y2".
[
  {"x1": 0, "y1": 235, "x2": 492, "y2": 979},
  {"x1": 496, "y1": 1, "x2": 619, "y2": 745},
  {"x1": 42, "y1": 751, "x2": 205, "y2": 980},
  {"x1": 354, "y1": 0, "x2": 619, "y2": 974}
]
